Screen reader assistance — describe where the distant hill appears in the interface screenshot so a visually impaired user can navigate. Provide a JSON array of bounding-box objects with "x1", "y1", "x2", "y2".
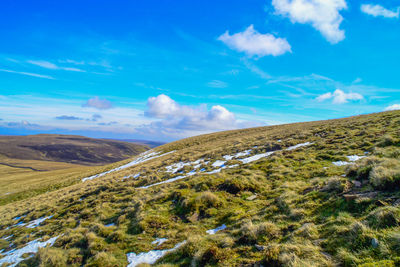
[{"x1": 0, "y1": 134, "x2": 149, "y2": 166}]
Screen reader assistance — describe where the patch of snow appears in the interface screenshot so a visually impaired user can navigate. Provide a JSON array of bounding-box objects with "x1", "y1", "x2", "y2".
[
  {"x1": 234, "y1": 149, "x2": 252, "y2": 158},
  {"x1": 332, "y1": 161, "x2": 351, "y2": 166},
  {"x1": 126, "y1": 241, "x2": 186, "y2": 267},
  {"x1": 25, "y1": 216, "x2": 53, "y2": 229},
  {"x1": 346, "y1": 155, "x2": 366, "y2": 162},
  {"x1": 139, "y1": 175, "x2": 187, "y2": 189},
  {"x1": 13, "y1": 215, "x2": 26, "y2": 221},
  {"x1": 2, "y1": 235, "x2": 13, "y2": 240},
  {"x1": 151, "y1": 238, "x2": 168, "y2": 246},
  {"x1": 206, "y1": 224, "x2": 227, "y2": 235},
  {"x1": 240, "y1": 152, "x2": 274, "y2": 164},
  {"x1": 285, "y1": 142, "x2": 313, "y2": 151},
  {"x1": 82, "y1": 150, "x2": 175, "y2": 182},
  {"x1": 0, "y1": 236, "x2": 59, "y2": 267},
  {"x1": 223, "y1": 155, "x2": 234, "y2": 161},
  {"x1": 212, "y1": 160, "x2": 226, "y2": 168},
  {"x1": 123, "y1": 173, "x2": 140, "y2": 180}
]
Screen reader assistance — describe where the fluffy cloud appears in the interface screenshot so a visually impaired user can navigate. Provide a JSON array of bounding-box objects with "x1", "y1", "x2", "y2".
[
  {"x1": 384, "y1": 104, "x2": 400, "y2": 111},
  {"x1": 361, "y1": 4, "x2": 399, "y2": 19},
  {"x1": 142, "y1": 94, "x2": 258, "y2": 137},
  {"x1": 272, "y1": 0, "x2": 347, "y2": 44},
  {"x1": 82, "y1": 96, "x2": 113, "y2": 110},
  {"x1": 316, "y1": 89, "x2": 363, "y2": 104},
  {"x1": 218, "y1": 25, "x2": 291, "y2": 57}
]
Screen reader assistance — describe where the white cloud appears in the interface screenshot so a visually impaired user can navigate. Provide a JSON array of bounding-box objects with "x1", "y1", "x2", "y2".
[
  {"x1": 82, "y1": 96, "x2": 113, "y2": 110},
  {"x1": 272, "y1": 0, "x2": 347, "y2": 44},
  {"x1": 316, "y1": 89, "x2": 363, "y2": 104},
  {"x1": 0, "y1": 68, "x2": 55, "y2": 80},
  {"x1": 218, "y1": 25, "x2": 291, "y2": 57},
  {"x1": 316, "y1": 92, "x2": 333, "y2": 102},
  {"x1": 27, "y1": 60, "x2": 85, "y2": 72},
  {"x1": 207, "y1": 80, "x2": 228, "y2": 88},
  {"x1": 384, "y1": 104, "x2": 400, "y2": 111},
  {"x1": 361, "y1": 4, "x2": 399, "y2": 18},
  {"x1": 142, "y1": 94, "x2": 259, "y2": 137}
]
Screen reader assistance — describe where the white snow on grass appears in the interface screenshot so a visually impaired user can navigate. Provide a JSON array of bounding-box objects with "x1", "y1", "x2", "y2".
[
  {"x1": 212, "y1": 160, "x2": 226, "y2": 168},
  {"x1": 0, "y1": 236, "x2": 59, "y2": 267},
  {"x1": 82, "y1": 150, "x2": 175, "y2": 182},
  {"x1": 333, "y1": 155, "x2": 366, "y2": 166},
  {"x1": 25, "y1": 216, "x2": 53, "y2": 229},
  {"x1": 151, "y1": 238, "x2": 168, "y2": 246},
  {"x1": 223, "y1": 149, "x2": 252, "y2": 161},
  {"x1": 122, "y1": 173, "x2": 140, "y2": 180},
  {"x1": 139, "y1": 175, "x2": 187, "y2": 189},
  {"x1": 332, "y1": 161, "x2": 351, "y2": 166},
  {"x1": 127, "y1": 241, "x2": 186, "y2": 267},
  {"x1": 235, "y1": 142, "x2": 313, "y2": 164},
  {"x1": 206, "y1": 224, "x2": 227, "y2": 235},
  {"x1": 347, "y1": 155, "x2": 366, "y2": 162},
  {"x1": 235, "y1": 149, "x2": 252, "y2": 157},
  {"x1": 12, "y1": 215, "x2": 26, "y2": 221},
  {"x1": 2, "y1": 235, "x2": 13, "y2": 240},
  {"x1": 240, "y1": 152, "x2": 275, "y2": 164},
  {"x1": 285, "y1": 142, "x2": 313, "y2": 151}
]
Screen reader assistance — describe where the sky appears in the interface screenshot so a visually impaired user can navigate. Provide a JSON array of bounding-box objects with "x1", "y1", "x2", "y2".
[{"x1": 0, "y1": 0, "x2": 399, "y2": 142}]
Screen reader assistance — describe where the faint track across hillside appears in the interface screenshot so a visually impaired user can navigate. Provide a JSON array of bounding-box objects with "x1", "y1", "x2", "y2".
[{"x1": 0, "y1": 162, "x2": 46, "y2": 171}]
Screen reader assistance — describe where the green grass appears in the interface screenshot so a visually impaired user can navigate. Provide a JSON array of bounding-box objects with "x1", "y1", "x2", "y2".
[{"x1": 0, "y1": 111, "x2": 399, "y2": 266}]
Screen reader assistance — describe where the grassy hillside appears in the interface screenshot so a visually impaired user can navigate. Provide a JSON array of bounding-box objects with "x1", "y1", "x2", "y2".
[
  {"x1": 0, "y1": 134, "x2": 149, "y2": 165},
  {"x1": 0, "y1": 135, "x2": 149, "y2": 206},
  {"x1": 0, "y1": 111, "x2": 399, "y2": 267}
]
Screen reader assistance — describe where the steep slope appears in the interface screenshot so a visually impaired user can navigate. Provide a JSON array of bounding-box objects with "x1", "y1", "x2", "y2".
[
  {"x1": 0, "y1": 111, "x2": 399, "y2": 267},
  {"x1": 0, "y1": 134, "x2": 149, "y2": 166}
]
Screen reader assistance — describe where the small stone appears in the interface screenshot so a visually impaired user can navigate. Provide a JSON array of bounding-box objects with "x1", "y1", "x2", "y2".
[{"x1": 371, "y1": 238, "x2": 379, "y2": 248}]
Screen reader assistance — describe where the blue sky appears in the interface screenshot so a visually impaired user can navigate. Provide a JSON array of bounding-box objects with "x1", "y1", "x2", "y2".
[{"x1": 0, "y1": 0, "x2": 399, "y2": 141}]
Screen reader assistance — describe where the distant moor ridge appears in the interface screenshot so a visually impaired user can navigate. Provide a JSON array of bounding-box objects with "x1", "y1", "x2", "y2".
[
  {"x1": 0, "y1": 111, "x2": 399, "y2": 267},
  {"x1": 0, "y1": 134, "x2": 149, "y2": 165}
]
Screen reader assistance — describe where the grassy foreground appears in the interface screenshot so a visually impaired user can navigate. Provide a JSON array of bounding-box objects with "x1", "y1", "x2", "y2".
[{"x1": 0, "y1": 111, "x2": 399, "y2": 266}]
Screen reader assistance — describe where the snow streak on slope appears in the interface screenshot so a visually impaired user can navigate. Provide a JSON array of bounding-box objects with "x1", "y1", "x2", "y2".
[
  {"x1": 126, "y1": 241, "x2": 186, "y2": 267},
  {"x1": 81, "y1": 150, "x2": 175, "y2": 182},
  {"x1": 0, "y1": 236, "x2": 59, "y2": 267}
]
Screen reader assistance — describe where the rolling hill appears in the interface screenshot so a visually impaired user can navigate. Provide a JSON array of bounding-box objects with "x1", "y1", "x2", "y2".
[
  {"x1": 0, "y1": 111, "x2": 399, "y2": 267},
  {"x1": 0, "y1": 134, "x2": 149, "y2": 166},
  {"x1": 0, "y1": 134, "x2": 149, "y2": 206}
]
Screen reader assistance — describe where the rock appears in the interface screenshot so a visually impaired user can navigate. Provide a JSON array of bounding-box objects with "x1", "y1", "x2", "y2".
[
  {"x1": 393, "y1": 199, "x2": 400, "y2": 207},
  {"x1": 247, "y1": 195, "x2": 257, "y2": 201},
  {"x1": 371, "y1": 238, "x2": 379, "y2": 248},
  {"x1": 255, "y1": 244, "x2": 266, "y2": 251},
  {"x1": 352, "y1": 180, "x2": 362, "y2": 187}
]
